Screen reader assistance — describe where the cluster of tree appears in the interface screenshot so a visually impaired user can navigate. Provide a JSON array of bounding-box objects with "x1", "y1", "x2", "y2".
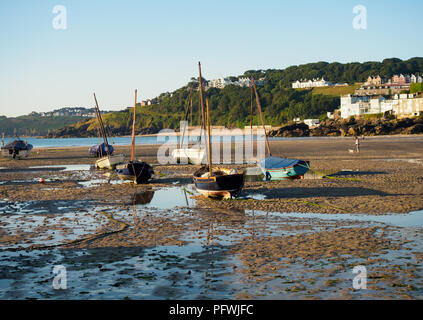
[
  {"x1": 260, "y1": 57, "x2": 423, "y2": 88},
  {"x1": 410, "y1": 83, "x2": 423, "y2": 93},
  {"x1": 47, "y1": 57, "x2": 423, "y2": 137},
  {"x1": 0, "y1": 115, "x2": 86, "y2": 137}
]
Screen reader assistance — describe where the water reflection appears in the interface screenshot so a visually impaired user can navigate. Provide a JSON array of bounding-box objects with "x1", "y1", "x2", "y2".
[{"x1": 131, "y1": 191, "x2": 155, "y2": 205}]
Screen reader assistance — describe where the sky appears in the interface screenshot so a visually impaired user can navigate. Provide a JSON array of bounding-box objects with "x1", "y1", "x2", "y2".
[{"x1": 0, "y1": 0, "x2": 422, "y2": 117}]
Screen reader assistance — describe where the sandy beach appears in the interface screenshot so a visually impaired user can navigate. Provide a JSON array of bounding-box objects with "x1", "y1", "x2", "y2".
[{"x1": 0, "y1": 136, "x2": 422, "y2": 299}]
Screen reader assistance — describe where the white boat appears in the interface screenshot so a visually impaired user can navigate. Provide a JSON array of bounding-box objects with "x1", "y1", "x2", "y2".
[
  {"x1": 92, "y1": 93, "x2": 125, "y2": 170},
  {"x1": 95, "y1": 154, "x2": 126, "y2": 169},
  {"x1": 172, "y1": 148, "x2": 205, "y2": 165}
]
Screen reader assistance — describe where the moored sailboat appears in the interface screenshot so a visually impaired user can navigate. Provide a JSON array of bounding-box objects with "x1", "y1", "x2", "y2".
[
  {"x1": 171, "y1": 82, "x2": 205, "y2": 165},
  {"x1": 116, "y1": 90, "x2": 154, "y2": 184},
  {"x1": 193, "y1": 62, "x2": 244, "y2": 199},
  {"x1": 250, "y1": 77, "x2": 310, "y2": 179},
  {"x1": 93, "y1": 93, "x2": 125, "y2": 169},
  {"x1": 1, "y1": 138, "x2": 33, "y2": 159}
]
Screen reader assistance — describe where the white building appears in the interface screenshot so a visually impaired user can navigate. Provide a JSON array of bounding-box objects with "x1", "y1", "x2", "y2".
[
  {"x1": 237, "y1": 77, "x2": 251, "y2": 87},
  {"x1": 340, "y1": 93, "x2": 423, "y2": 118},
  {"x1": 340, "y1": 95, "x2": 371, "y2": 118},
  {"x1": 207, "y1": 78, "x2": 232, "y2": 89},
  {"x1": 206, "y1": 77, "x2": 265, "y2": 89},
  {"x1": 394, "y1": 95, "x2": 423, "y2": 117},
  {"x1": 292, "y1": 78, "x2": 331, "y2": 89}
]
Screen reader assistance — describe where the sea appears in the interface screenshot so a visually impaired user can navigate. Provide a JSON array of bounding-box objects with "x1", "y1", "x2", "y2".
[{"x1": 1, "y1": 135, "x2": 322, "y2": 149}]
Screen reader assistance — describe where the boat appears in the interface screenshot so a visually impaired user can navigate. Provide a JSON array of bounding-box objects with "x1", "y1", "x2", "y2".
[
  {"x1": 249, "y1": 76, "x2": 310, "y2": 180},
  {"x1": 95, "y1": 153, "x2": 125, "y2": 170},
  {"x1": 93, "y1": 93, "x2": 125, "y2": 169},
  {"x1": 259, "y1": 157, "x2": 310, "y2": 180},
  {"x1": 172, "y1": 148, "x2": 205, "y2": 165},
  {"x1": 1, "y1": 138, "x2": 33, "y2": 159},
  {"x1": 193, "y1": 166, "x2": 244, "y2": 199},
  {"x1": 116, "y1": 90, "x2": 154, "y2": 184},
  {"x1": 193, "y1": 62, "x2": 244, "y2": 199},
  {"x1": 89, "y1": 142, "x2": 114, "y2": 157},
  {"x1": 171, "y1": 88, "x2": 206, "y2": 165}
]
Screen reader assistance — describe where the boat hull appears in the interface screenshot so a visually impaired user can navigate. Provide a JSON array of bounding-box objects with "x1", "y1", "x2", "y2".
[
  {"x1": 95, "y1": 154, "x2": 125, "y2": 169},
  {"x1": 1, "y1": 140, "x2": 33, "y2": 159},
  {"x1": 193, "y1": 171, "x2": 244, "y2": 199},
  {"x1": 116, "y1": 161, "x2": 154, "y2": 184},
  {"x1": 89, "y1": 143, "x2": 115, "y2": 157},
  {"x1": 1, "y1": 149, "x2": 32, "y2": 159},
  {"x1": 259, "y1": 158, "x2": 310, "y2": 180},
  {"x1": 172, "y1": 148, "x2": 205, "y2": 165}
]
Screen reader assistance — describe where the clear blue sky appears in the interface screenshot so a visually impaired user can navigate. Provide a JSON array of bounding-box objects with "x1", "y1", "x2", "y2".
[{"x1": 1, "y1": 0, "x2": 422, "y2": 117}]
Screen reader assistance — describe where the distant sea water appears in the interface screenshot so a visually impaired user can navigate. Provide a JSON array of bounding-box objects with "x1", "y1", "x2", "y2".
[{"x1": 1, "y1": 135, "x2": 324, "y2": 149}]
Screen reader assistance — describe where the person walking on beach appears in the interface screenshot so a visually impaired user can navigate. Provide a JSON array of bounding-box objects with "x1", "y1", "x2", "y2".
[{"x1": 355, "y1": 136, "x2": 360, "y2": 153}]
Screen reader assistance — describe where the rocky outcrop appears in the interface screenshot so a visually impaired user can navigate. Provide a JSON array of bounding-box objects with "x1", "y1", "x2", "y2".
[
  {"x1": 268, "y1": 117, "x2": 423, "y2": 137},
  {"x1": 267, "y1": 123, "x2": 310, "y2": 137}
]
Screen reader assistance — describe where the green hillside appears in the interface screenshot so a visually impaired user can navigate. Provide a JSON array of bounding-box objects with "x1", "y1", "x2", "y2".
[
  {"x1": 0, "y1": 115, "x2": 86, "y2": 137},
  {"x1": 48, "y1": 57, "x2": 423, "y2": 137}
]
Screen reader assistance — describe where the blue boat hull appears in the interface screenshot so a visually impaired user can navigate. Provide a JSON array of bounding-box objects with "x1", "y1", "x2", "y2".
[{"x1": 259, "y1": 157, "x2": 309, "y2": 180}]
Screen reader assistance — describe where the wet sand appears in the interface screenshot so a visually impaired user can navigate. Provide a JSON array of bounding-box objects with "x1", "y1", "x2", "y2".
[
  {"x1": 0, "y1": 136, "x2": 422, "y2": 299},
  {"x1": 2, "y1": 136, "x2": 423, "y2": 214}
]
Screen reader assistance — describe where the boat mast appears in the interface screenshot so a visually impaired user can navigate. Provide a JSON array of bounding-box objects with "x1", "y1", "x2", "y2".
[
  {"x1": 206, "y1": 98, "x2": 212, "y2": 177},
  {"x1": 198, "y1": 61, "x2": 208, "y2": 163},
  {"x1": 180, "y1": 90, "x2": 192, "y2": 148},
  {"x1": 190, "y1": 89, "x2": 193, "y2": 134},
  {"x1": 131, "y1": 89, "x2": 137, "y2": 162},
  {"x1": 250, "y1": 81, "x2": 254, "y2": 136},
  {"x1": 251, "y1": 76, "x2": 272, "y2": 156},
  {"x1": 93, "y1": 93, "x2": 111, "y2": 156}
]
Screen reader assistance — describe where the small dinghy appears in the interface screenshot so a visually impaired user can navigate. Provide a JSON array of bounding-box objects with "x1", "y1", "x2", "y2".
[
  {"x1": 89, "y1": 143, "x2": 114, "y2": 157},
  {"x1": 92, "y1": 93, "x2": 125, "y2": 169},
  {"x1": 171, "y1": 88, "x2": 206, "y2": 165},
  {"x1": 1, "y1": 139, "x2": 33, "y2": 159},
  {"x1": 116, "y1": 161, "x2": 154, "y2": 184},
  {"x1": 259, "y1": 156, "x2": 309, "y2": 180},
  {"x1": 250, "y1": 76, "x2": 310, "y2": 180},
  {"x1": 116, "y1": 89, "x2": 154, "y2": 184},
  {"x1": 172, "y1": 148, "x2": 205, "y2": 165},
  {"x1": 193, "y1": 166, "x2": 244, "y2": 199},
  {"x1": 192, "y1": 62, "x2": 244, "y2": 199}
]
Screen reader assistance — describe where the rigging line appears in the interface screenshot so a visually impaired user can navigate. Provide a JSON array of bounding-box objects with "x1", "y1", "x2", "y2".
[
  {"x1": 250, "y1": 82, "x2": 254, "y2": 137},
  {"x1": 130, "y1": 90, "x2": 137, "y2": 162},
  {"x1": 93, "y1": 94, "x2": 111, "y2": 156},
  {"x1": 198, "y1": 61, "x2": 208, "y2": 164},
  {"x1": 180, "y1": 90, "x2": 192, "y2": 148},
  {"x1": 251, "y1": 76, "x2": 272, "y2": 157}
]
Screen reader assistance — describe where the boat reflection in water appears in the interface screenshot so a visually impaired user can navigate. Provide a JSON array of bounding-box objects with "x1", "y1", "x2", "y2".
[{"x1": 131, "y1": 190, "x2": 155, "y2": 205}]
